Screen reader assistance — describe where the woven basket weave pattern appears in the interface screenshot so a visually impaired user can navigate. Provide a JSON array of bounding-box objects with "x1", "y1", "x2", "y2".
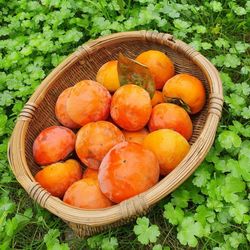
[{"x1": 8, "y1": 31, "x2": 223, "y2": 237}]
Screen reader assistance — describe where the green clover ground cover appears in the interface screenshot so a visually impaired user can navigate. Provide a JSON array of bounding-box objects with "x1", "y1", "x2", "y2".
[{"x1": 0, "y1": 0, "x2": 249, "y2": 249}]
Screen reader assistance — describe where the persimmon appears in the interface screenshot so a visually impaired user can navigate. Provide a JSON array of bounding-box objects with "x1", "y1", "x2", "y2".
[
  {"x1": 82, "y1": 168, "x2": 98, "y2": 179},
  {"x1": 35, "y1": 159, "x2": 82, "y2": 198},
  {"x1": 151, "y1": 91, "x2": 164, "y2": 107},
  {"x1": 149, "y1": 103, "x2": 193, "y2": 141},
  {"x1": 33, "y1": 126, "x2": 75, "y2": 165},
  {"x1": 98, "y1": 142, "x2": 159, "y2": 203},
  {"x1": 143, "y1": 129, "x2": 190, "y2": 176},
  {"x1": 163, "y1": 73, "x2": 206, "y2": 114},
  {"x1": 110, "y1": 84, "x2": 152, "y2": 131},
  {"x1": 63, "y1": 178, "x2": 112, "y2": 209},
  {"x1": 76, "y1": 121, "x2": 125, "y2": 170},
  {"x1": 67, "y1": 80, "x2": 111, "y2": 126},
  {"x1": 123, "y1": 128, "x2": 149, "y2": 145},
  {"x1": 96, "y1": 60, "x2": 120, "y2": 92},
  {"x1": 55, "y1": 87, "x2": 81, "y2": 129},
  {"x1": 136, "y1": 50, "x2": 175, "y2": 90}
]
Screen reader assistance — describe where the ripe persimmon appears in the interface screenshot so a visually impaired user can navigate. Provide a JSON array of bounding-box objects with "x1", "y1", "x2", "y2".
[
  {"x1": 98, "y1": 142, "x2": 159, "y2": 203},
  {"x1": 67, "y1": 80, "x2": 111, "y2": 126},
  {"x1": 35, "y1": 159, "x2": 82, "y2": 198},
  {"x1": 149, "y1": 103, "x2": 193, "y2": 141},
  {"x1": 82, "y1": 168, "x2": 98, "y2": 179},
  {"x1": 63, "y1": 178, "x2": 113, "y2": 209},
  {"x1": 96, "y1": 60, "x2": 120, "y2": 92},
  {"x1": 55, "y1": 87, "x2": 81, "y2": 129},
  {"x1": 110, "y1": 84, "x2": 152, "y2": 131},
  {"x1": 143, "y1": 129, "x2": 190, "y2": 176},
  {"x1": 163, "y1": 73, "x2": 206, "y2": 114},
  {"x1": 123, "y1": 128, "x2": 149, "y2": 145},
  {"x1": 151, "y1": 91, "x2": 164, "y2": 107},
  {"x1": 76, "y1": 121, "x2": 125, "y2": 170},
  {"x1": 33, "y1": 126, "x2": 75, "y2": 165},
  {"x1": 136, "y1": 50, "x2": 175, "y2": 90}
]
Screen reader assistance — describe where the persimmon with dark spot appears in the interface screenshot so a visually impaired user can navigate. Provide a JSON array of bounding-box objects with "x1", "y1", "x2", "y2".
[
  {"x1": 98, "y1": 142, "x2": 160, "y2": 203},
  {"x1": 76, "y1": 121, "x2": 125, "y2": 170},
  {"x1": 123, "y1": 128, "x2": 149, "y2": 145}
]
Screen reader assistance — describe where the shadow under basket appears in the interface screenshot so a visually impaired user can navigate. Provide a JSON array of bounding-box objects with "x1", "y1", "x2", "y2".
[{"x1": 8, "y1": 31, "x2": 223, "y2": 237}]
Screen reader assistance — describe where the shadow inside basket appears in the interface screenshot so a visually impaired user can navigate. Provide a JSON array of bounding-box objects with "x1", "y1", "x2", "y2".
[{"x1": 25, "y1": 39, "x2": 210, "y2": 178}]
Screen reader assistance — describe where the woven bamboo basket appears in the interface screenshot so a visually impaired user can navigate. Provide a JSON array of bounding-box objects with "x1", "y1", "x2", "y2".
[{"x1": 8, "y1": 30, "x2": 223, "y2": 237}]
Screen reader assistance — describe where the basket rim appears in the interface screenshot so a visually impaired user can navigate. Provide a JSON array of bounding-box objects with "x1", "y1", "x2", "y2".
[{"x1": 8, "y1": 30, "x2": 223, "y2": 226}]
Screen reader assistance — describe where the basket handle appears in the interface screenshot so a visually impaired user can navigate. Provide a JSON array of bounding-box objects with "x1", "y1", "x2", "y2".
[
  {"x1": 8, "y1": 151, "x2": 52, "y2": 208},
  {"x1": 75, "y1": 30, "x2": 176, "y2": 60},
  {"x1": 143, "y1": 30, "x2": 175, "y2": 43},
  {"x1": 209, "y1": 93, "x2": 224, "y2": 118},
  {"x1": 118, "y1": 194, "x2": 149, "y2": 219},
  {"x1": 76, "y1": 31, "x2": 146, "y2": 58},
  {"x1": 8, "y1": 115, "x2": 52, "y2": 208}
]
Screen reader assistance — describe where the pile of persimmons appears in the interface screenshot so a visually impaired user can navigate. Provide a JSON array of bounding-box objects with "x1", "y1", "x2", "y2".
[{"x1": 33, "y1": 50, "x2": 206, "y2": 209}]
